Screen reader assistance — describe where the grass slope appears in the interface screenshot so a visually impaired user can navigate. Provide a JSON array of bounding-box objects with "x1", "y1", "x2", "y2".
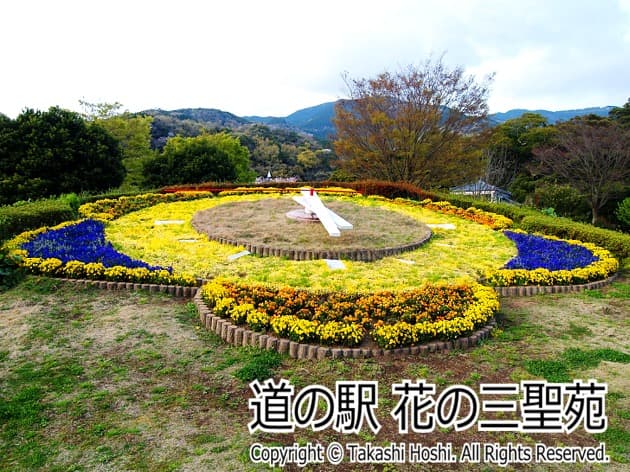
[{"x1": 0, "y1": 276, "x2": 628, "y2": 471}]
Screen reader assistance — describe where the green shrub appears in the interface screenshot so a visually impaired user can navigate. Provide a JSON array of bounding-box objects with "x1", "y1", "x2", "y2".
[
  {"x1": 440, "y1": 194, "x2": 539, "y2": 222},
  {"x1": 616, "y1": 197, "x2": 630, "y2": 229},
  {"x1": 0, "y1": 246, "x2": 23, "y2": 290},
  {"x1": 58, "y1": 193, "x2": 81, "y2": 216},
  {"x1": 520, "y1": 215, "x2": 630, "y2": 259},
  {"x1": 533, "y1": 184, "x2": 590, "y2": 221},
  {"x1": 540, "y1": 207, "x2": 558, "y2": 217},
  {"x1": 0, "y1": 200, "x2": 75, "y2": 242}
]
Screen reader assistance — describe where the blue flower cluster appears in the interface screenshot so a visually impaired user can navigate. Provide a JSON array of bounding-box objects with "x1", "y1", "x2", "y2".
[
  {"x1": 504, "y1": 231, "x2": 598, "y2": 271},
  {"x1": 21, "y1": 220, "x2": 170, "y2": 272}
]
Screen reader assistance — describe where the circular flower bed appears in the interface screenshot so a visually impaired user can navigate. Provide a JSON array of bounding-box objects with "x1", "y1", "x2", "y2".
[{"x1": 4, "y1": 189, "x2": 619, "y2": 350}]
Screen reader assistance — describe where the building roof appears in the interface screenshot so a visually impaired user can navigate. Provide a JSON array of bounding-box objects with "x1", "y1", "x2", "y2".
[{"x1": 451, "y1": 179, "x2": 511, "y2": 196}]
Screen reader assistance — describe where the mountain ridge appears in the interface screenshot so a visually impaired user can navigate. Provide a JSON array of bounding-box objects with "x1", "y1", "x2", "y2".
[
  {"x1": 142, "y1": 102, "x2": 617, "y2": 141},
  {"x1": 489, "y1": 106, "x2": 615, "y2": 124}
]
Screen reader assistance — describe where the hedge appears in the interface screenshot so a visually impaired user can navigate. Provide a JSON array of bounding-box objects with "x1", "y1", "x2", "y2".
[
  {"x1": 78, "y1": 190, "x2": 156, "y2": 205},
  {"x1": 78, "y1": 192, "x2": 214, "y2": 221},
  {"x1": 0, "y1": 200, "x2": 75, "y2": 242},
  {"x1": 160, "y1": 179, "x2": 441, "y2": 200},
  {"x1": 161, "y1": 181, "x2": 318, "y2": 193},
  {"x1": 519, "y1": 215, "x2": 630, "y2": 260},
  {"x1": 340, "y1": 180, "x2": 440, "y2": 201},
  {"x1": 438, "y1": 195, "x2": 540, "y2": 222}
]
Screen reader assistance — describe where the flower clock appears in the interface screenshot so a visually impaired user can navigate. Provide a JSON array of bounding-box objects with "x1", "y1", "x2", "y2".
[{"x1": 5, "y1": 189, "x2": 618, "y2": 350}]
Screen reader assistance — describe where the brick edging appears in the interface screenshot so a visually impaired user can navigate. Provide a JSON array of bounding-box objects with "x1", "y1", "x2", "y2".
[
  {"x1": 494, "y1": 273, "x2": 618, "y2": 297},
  {"x1": 52, "y1": 277, "x2": 199, "y2": 298},
  {"x1": 192, "y1": 290, "x2": 497, "y2": 359},
  {"x1": 198, "y1": 232, "x2": 432, "y2": 262},
  {"x1": 44, "y1": 272, "x2": 617, "y2": 300}
]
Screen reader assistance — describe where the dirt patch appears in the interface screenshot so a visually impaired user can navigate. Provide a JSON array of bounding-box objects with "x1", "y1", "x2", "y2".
[
  {"x1": 500, "y1": 294, "x2": 629, "y2": 354},
  {"x1": 86, "y1": 302, "x2": 197, "y2": 348},
  {"x1": 0, "y1": 300, "x2": 40, "y2": 348},
  {"x1": 192, "y1": 198, "x2": 431, "y2": 259},
  {"x1": 581, "y1": 361, "x2": 630, "y2": 408}
]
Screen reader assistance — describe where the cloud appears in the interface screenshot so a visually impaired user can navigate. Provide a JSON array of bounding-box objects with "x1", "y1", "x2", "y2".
[
  {"x1": 1, "y1": 0, "x2": 628, "y2": 117},
  {"x1": 464, "y1": 0, "x2": 630, "y2": 110}
]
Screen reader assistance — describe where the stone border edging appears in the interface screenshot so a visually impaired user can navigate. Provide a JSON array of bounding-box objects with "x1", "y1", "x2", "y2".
[
  {"x1": 494, "y1": 273, "x2": 618, "y2": 297},
  {"x1": 53, "y1": 277, "x2": 199, "y2": 298},
  {"x1": 55, "y1": 274, "x2": 616, "y2": 299},
  {"x1": 192, "y1": 290, "x2": 497, "y2": 359},
  {"x1": 204, "y1": 232, "x2": 432, "y2": 262}
]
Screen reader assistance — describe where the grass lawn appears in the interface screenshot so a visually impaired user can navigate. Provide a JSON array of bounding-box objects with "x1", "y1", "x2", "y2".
[{"x1": 0, "y1": 276, "x2": 628, "y2": 471}]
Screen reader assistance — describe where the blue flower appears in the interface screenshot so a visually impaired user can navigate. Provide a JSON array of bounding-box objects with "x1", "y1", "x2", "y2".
[
  {"x1": 503, "y1": 231, "x2": 598, "y2": 271},
  {"x1": 21, "y1": 220, "x2": 171, "y2": 272}
]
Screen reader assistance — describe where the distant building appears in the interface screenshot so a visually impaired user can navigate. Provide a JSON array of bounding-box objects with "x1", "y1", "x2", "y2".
[
  {"x1": 255, "y1": 171, "x2": 299, "y2": 184},
  {"x1": 450, "y1": 179, "x2": 513, "y2": 203}
]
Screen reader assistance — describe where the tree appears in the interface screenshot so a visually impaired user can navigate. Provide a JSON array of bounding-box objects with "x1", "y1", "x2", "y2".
[
  {"x1": 297, "y1": 149, "x2": 318, "y2": 169},
  {"x1": 205, "y1": 132, "x2": 255, "y2": 183},
  {"x1": 79, "y1": 100, "x2": 125, "y2": 120},
  {"x1": 609, "y1": 98, "x2": 630, "y2": 128},
  {"x1": 80, "y1": 101, "x2": 154, "y2": 189},
  {"x1": 615, "y1": 197, "x2": 630, "y2": 230},
  {"x1": 236, "y1": 124, "x2": 330, "y2": 179},
  {"x1": 482, "y1": 113, "x2": 557, "y2": 201},
  {"x1": 533, "y1": 118, "x2": 630, "y2": 224},
  {"x1": 0, "y1": 107, "x2": 124, "y2": 204},
  {"x1": 142, "y1": 132, "x2": 254, "y2": 187},
  {"x1": 332, "y1": 57, "x2": 493, "y2": 187}
]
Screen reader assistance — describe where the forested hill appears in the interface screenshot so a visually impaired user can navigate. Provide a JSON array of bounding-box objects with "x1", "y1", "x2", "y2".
[
  {"x1": 140, "y1": 103, "x2": 616, "y2": 146},
  {"x1": 245, "y1": 101, "x2": 337, "y2": 139},
  {"x1": 143, "y1": 108, "x2": 249, "y2": 127},
  {"x1": 137, "y1": 108, "x2": 333, "y2": 181}
]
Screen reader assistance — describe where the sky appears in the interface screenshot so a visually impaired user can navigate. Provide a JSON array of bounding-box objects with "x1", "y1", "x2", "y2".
[{"x1": 1, "y1": 0, "x2": 629, "y2": 118}]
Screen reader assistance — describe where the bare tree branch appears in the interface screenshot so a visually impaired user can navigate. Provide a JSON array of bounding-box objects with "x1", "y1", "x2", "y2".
[
  {"x1": 533, "y1": 119, "x2": 630, "y2": 224},
  {"x1": 332, "y1": 57, "x2": 493, "y2": 187}
]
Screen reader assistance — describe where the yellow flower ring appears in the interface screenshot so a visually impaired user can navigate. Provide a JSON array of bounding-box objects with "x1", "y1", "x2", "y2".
[{"x1": 103, "y1": 193, "x2": 517, "y2": 289}]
